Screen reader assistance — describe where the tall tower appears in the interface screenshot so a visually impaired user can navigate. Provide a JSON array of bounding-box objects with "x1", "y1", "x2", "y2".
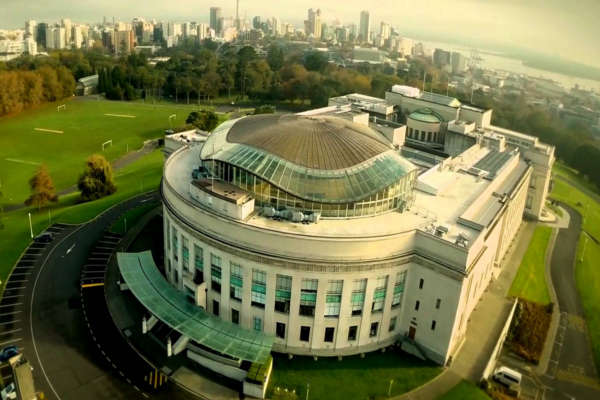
[
  {"x1": 210, "y1": 7, "x2": 222, "y2": 33},
  {"x1": 235, "y1": 0, "x2": 240, "y2": 30},
  {"x1": 359, "y1": 10, "x2": 370, "y2": 43}
]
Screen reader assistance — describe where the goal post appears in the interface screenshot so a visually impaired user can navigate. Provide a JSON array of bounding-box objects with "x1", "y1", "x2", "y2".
[
  {"x1": 57, "y1": 104, "x2": 66, "y2": 112},
  {"x1": 102, "y1": 140, "x2": 113, "y2": 151}
]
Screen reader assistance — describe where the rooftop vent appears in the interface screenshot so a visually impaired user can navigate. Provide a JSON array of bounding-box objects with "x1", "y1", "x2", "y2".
[
  {"x1": 262, "y1": 207, "x2": 321, "y2": 224},
  {"x1": 435, "y1": 225, "x2": 449, "y2": 238}
]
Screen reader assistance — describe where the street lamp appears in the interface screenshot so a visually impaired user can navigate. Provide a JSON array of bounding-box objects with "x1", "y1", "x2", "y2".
[
  {"x1": 168, "y1": 114, "x2": 176, "y2": 130},
  {"x1": 28, "y1": 212, "x2": 33, "y2": 238}
]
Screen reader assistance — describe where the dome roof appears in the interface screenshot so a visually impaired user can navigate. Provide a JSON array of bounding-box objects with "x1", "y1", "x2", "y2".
[
  {"x1": 225, "y1": 114, "x2": 392, "y2": 170},
  {"x1": 408, "y1": 108, "x2": 444, "y2": 124},
  {"x1": 201, "y1": 115, "x2": 416, "y2": 204}
]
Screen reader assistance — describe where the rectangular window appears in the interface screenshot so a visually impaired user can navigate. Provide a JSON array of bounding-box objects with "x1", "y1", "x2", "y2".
[
  {"x1": 251, "y1": 270, "x2": 267, "y2": 308},
  {"x1": 370, "y1": 322, "x2": 379, "y2": 337},
  {"x1": 300, "y1": 279, "x2": 318, "y2": 317},
  {"x1": 166, "y1": 220, "x2": 170, "y2": 250},
  {"x1": 351, "y1": 279, "x2": 366, "y2": 316},
  {"x1": 392, "y1": 271, "x2": 406, "y2": 308},
  {"x1": 182, "y1": 237, "x2": 189, "y2": 270},
  {"x1": 193, "y1": 245, "x2": 204, "y2": 284},
  {"x1": 431, "y1": 320, "x2": 436, "y2": 331},
  {"x1": 436, "y1": 298, "x2": 441, "y2": 309},
  {"x1": 389, "y1": 317, "x2": 397, "y2": 332},
  {"x1": 253, "y1": 317, "x2": 262, "y2": 332},
  {"x1": 275, "y1": 275, "x2": 292, "y2": 314},
  {"x1": 231, "y1": 309, "x2": 239, "y2": 324},
  {"x1": 230, "y1": 262, "x2": 243, "y2": 301},
  {"x1": 348, "y1": 325, "x2": 357, "y2": 341},
  {"x1": 194, "y1": 245, "x2": 204, "y2": 271},
  {"x1": 276, "y1": 322, "x2": 286, "y2": 339},
  {"x1": 212, "y1": 300, "x2": 219, "y2": 316},
  {"x1": 415, "y1": 300, "x2": 420, "y2": 311},
  {"x1": 324, "y1": 327, "x2": 335, "y2": 342},
  {"x1": 211, "y1": 254, "x2": 222, "y2": 293},
  {"x1": 325, "y1": 280, "x2": 343, "y2": 317},
  {"x1": 371, "y1": 276, "x2": 388, "y2": 313},
  {"x1": 300, "y1": 326, "x2": 311, "y2": 342},
  {"x1": 172, "y1": 228, "x2": 178, "y2": 261},
  {"x1": 419, "y1": 278, "x2": 424, "y2": 289}
]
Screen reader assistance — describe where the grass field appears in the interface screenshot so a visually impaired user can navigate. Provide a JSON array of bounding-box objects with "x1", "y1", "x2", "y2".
[
  {"x1": 0, "y1": 98, "x2": 210, "y2": 206},
  {"x1": 267, "y1": 351, "x2": 441, "y2": 400},
  {"x1": 0, "y1": 149, "x2": 164, "y2": 288},
  {"x1": 437, "y1": 380, "x2": 490, "y2": 400},
  {"x1": 550, "y1": 175, "x2": 600, "y2": 371},
  {"x1": 508, "y1": 226, "x2": 553, "y2": 305}
]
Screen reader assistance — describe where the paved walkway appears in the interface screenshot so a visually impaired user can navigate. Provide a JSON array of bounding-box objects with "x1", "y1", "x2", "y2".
[
  {"x1": 3, "y1": 140, "x2": 158, "y2": 212},
  {"x1": 397, "y1": 222, "x2": 536, "y2": 399}
]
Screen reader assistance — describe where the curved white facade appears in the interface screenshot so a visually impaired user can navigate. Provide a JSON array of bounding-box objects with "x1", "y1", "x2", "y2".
[{"x1": 161, "y1": 121, "x2": 534, "y2": 364}]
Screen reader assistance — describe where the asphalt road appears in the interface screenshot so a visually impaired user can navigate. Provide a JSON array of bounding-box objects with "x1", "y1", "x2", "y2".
[
  {"x1": 0, "y1": 192, "x2": 195, "y2": 400},
  {"x1": 544, "y1": 203, "x2": 600, "y2": 399}
]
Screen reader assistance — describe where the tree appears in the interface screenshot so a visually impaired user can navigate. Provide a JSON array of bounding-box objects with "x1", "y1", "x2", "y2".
[
  {"x1": 25, "y1": 165, "x2": 58, "y2": 209},
  {"x1": 253, "y1": 105, "x2": 276, "y2": 115},
  {"x1": 303, "y1": 51, "x2": 328, "y2": 72},
  {"x1": 186, "y1": 110, "x2": 219, "y2": 132},
  {"x1": 0, "y1": 189, "x2": 4, "y2": 230},
  {"x1": 267, "y1": 45, "x2": 285, "y2": 71},
  {"x1": 77, "y1": 155, "x2": 117, "y2": 202}
]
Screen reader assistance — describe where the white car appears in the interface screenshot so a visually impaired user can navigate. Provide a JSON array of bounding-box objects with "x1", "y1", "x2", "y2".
[
  {"x1": 493, "y1": 365, "x2": 522, "y2": 387},
  {"x1": 0, "y1": 383, "x2": 16, "y2": 400}
]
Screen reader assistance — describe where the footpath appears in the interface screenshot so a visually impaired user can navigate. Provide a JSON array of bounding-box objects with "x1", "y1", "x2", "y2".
[{"x1": 397, "y1": 222, "x2": 536, "y2": 399}]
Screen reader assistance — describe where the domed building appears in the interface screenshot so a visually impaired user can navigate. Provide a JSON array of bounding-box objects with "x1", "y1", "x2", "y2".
[
  {"x1": 152, "y1": 102, "x2": 536, "y2": 368},
  {"x1": 406, "y1": 108, "x2": 445, "y2": 147}
]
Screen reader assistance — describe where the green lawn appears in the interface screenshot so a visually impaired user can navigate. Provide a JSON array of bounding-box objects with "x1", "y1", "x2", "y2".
[
  {"x1": 0, "y1": 98, "x2": 202, "y2": 206},
  {"x1": 550, "y1": 169, "x2": 600, "y2": 372},
  {"x1": 0, "y1": 149, "x2": 164, "y2": 288},
  {"x1": 267, "y1": 351, "x2": 441, "y2": 400},
  {"x1": 437, "y1": 380, "x2": 490, "y2": 400},
  {"x1": 508, "y1": 226, "x2": 553, "y2": 305}
]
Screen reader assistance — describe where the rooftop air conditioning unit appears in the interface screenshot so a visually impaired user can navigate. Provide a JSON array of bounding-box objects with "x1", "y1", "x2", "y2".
[{"x1": 435, "y1": 225, "x2": 449, "y2": 238}]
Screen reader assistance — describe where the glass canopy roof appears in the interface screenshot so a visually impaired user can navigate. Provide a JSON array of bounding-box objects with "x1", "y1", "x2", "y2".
[
  {"x1": 117, "y1": 251, "x2": 273, "y2": 363},
  {"x1": 207, "y1": 145, "x2": 416, "y2": 204}
]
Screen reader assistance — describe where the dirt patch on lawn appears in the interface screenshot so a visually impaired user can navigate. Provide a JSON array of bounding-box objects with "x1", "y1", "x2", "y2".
[{"x1": 507, "y1": 299, "x2": 552, "y2": 364}]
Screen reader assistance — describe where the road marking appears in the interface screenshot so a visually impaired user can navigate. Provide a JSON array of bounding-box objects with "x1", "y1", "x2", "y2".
[
  {"x1": 4, "y1": 286, "x2": 26, "y2": 291},
  {"x1": 66, "y1": 243, "x2": 76, "y2": 255},
  {"x1": 0, "y1": 320, "x2": 21, "y2": 326},
  {"x1": 0, "y1": 328, "x2": 22, "y2": 335},
  {"x1": 0, "y1": 303, "x2": 23, "y2": 308},
  {"x1": 2, "y1": 295, "x2": 25, "y2": 299},
  {"x1": 0, "y1": 338, "x2": 22, "y2": 346},
  {"x1": 34, "y1": 128, "x2": 63, "y2": 134},
  {"x1": 6, "y1": 280, "x2": 27, "y2": 284},
  {"x1": 4, "y1": 158, "x2": 41, "y2": 166},
  {"x1": 104, "y1": 113, "x2": 136, "y2": 118},
  {"x1": 81, "y1": 283, "x2": 104, "y2": 288}
]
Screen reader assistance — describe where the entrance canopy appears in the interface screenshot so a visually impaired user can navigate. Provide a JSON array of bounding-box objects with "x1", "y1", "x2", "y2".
[{"x1": 117, "y1": 251, "x2": 273, "y2": 363}]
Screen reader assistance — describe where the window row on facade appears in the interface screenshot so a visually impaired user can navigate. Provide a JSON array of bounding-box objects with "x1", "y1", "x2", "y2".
[{"x1": 407, "y1": 127, "x2": 444, "y2": 144}]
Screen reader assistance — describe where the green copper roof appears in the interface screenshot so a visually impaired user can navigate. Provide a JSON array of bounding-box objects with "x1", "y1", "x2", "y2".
[
  {"x1": 408, "y1": 108, "x2": 444, "y2": 124},
  {"x1": 118, "y1": 251, "x2": 273, "y2": 363}
]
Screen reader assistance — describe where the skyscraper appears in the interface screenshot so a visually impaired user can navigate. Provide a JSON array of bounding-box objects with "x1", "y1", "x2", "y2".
[
  {"x1": 305, "y1": 8, "x2": 321, "y2": 39},
  {"x1": 210, "y1": 7, "x2": 222, "y2": 33},
  {"x1": 235, "y1": 0, "x2": 240, "y2": 31},
  {"x1": 359, "y1": 10, "x2": 370, "y2": 43}
]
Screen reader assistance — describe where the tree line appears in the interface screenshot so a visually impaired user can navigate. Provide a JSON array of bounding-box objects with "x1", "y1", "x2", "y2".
[{"x1": 0, "y1": 66, "x2": 75, "y2": 116}]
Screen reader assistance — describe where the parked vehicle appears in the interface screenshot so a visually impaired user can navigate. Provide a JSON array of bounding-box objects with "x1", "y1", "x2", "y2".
[
  {"x1": 493, "y1": 366, "x2": 522, "y2": 387},
  {"x1": 0, "y1": 345, "x2": 19, "y2": 362},
  {"x1": 0, "y1": 383, "x2": 16, "y2": 400},
  {"x1": 34, "y1": 232, "x2": 54, "y2": 243}
]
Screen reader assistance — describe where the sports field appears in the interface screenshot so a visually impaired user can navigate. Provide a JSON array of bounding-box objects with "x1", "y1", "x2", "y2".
[{"x1": 0, "y1": 99, "x2": 208, "y2": 206}]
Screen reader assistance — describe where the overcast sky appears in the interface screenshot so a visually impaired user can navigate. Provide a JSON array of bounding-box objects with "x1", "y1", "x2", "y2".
[{"x1": 3, "y1": 0, "x2": 599, "y2": 67}]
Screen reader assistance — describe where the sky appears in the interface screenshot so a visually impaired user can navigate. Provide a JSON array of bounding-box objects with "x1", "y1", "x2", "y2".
[{"x1": 3, "y1": 0, "x2": 599, "y2": 68}]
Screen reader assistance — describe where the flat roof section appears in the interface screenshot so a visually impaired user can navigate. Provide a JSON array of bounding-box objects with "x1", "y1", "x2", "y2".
[
  {"x1": 117, "y1": 251, "x2": 273, "y2": 363},
  {"x1": 192, "y1": 179, "x2": 252, "y2": 205}
]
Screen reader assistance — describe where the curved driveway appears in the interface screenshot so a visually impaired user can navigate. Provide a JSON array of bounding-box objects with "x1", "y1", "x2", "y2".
[
  {"x1": 544, "y1": 203, "x2": 600, "y2": 399},
  {"x1": 0, "y1": 192, "x2": 192, "y2": 400}
]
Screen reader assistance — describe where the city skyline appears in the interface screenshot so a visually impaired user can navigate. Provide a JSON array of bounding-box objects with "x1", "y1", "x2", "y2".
[{"x1": 2, "y1": 0, "x2": 600, "y2": 68}]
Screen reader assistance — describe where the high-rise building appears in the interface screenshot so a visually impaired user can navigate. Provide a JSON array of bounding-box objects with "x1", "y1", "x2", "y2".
[
  {"x1": 433, "y1": 48, "x2": 451, "y2": 68},
  {"x1": 235, "y1": 0, "x2": 241, "y2": 31},
  {"x1": 252, "y1": 16, "x2": 261, "y2": 30},
  {"x1": 359, "y1": 10, "x2": 370, "y2": 43},
  {"x1": 380, "y1": 22, "x2": 390, "y2": 41},
  {"x1": 36, "y1": 23, "x2": 47, "y2": 48},
  {"x1": 72, "y1": 25, "x2": 83, "y2": 49},
  {"x1": 197, "y1": 23, "x2": 209, "y2": 40},
  {"x1": 451, "y1": 52, "x2": 467, "y2": 74},
  {"x1": 210, "y1": 7, "x2": 222, "y2": 33},
  {"x1": 304, "y1": 8, "x2": 321, "y2": 39},
  {"x1": 25, "y1": 20, "x2": 37, "y2": 40},
  {"x1": 113, "y1": 23, "x2": 134, "y2": 55},
  {"x1": 61, "y1": 18, "x2": 72, "y2": 46}
]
